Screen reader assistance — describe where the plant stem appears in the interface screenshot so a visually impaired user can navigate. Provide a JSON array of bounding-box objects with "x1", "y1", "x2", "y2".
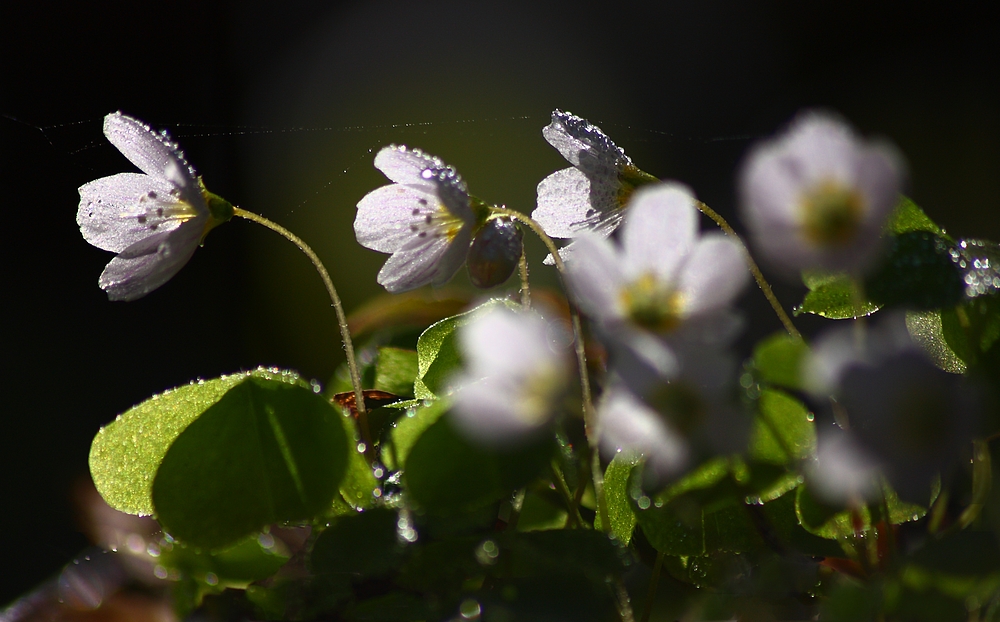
[
  {"x1": 518, "y1": 247, "x2": 531, "y2": 309},
  {"x1": 639, "y1": 552, "x2": 665, "y2": 622},
  {"x1": 233, "y1": 207, "x2": 372, "y2": 456},
  {"x1": 694, "y1": 201, "x2": 802, "y2": 341},
  {"x1": 491, "y1": 206, "x2": 610, "y2": 532}
]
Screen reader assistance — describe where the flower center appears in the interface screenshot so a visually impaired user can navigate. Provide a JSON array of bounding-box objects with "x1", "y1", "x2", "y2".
[
  {"x1": 621, "y1": 273, "x2": 685, "y2": 332},
  {"x1": 800, "y1": 180, "x2": 865, "y2": 247}
]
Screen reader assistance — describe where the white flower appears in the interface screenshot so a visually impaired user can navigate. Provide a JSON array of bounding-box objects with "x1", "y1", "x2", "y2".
[
  {"x1": 598, "y1": 385, "x2": 689, "y2": 480},
  {"x1": 77, "y1": 112, "x2": 232, "y2": 301},
  {"x1": 450, "y1": 306, "x2": 571, "y2": 445},
  {"x1": 804, "y1": 314, "x2": 978, "y2": 503},
  {"x1": 532, "y1": 110, "x2": 656, "y2": 264},
  {"x1": 738, "y1": 111, "x2": 905, "y2": 276},
  {"x1": 566, "y1": 183, "x2": 749, "y2": 382},
  {"x1": 355, "y1": 145, "x2": 477, "y2": 293},
  {"x1": 808, "y1": 431, "x2": 881, "y2": 504}
]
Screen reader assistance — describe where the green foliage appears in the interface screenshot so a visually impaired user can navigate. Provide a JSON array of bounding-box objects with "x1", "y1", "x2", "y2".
[
  {"x1": 374, "y1": 347, "x2": 418, "y2": 396},
  {"x1": 796, "y1": 271, "x2": 880, "y2": 319},
  {"x1": 748, "y1": 388, "x2": 816, "y2": 465},
  {"x1": 866, "y1": 231, "x2": 965, "y2": 309},
  {"x1": 403, "y1": 415, "x2": 552, "y2": 513},
  {"x1": 89, "y1": 372, "x2": 248, "y2": 515},
  {"x1": 751, "y1": 332, "x2": 810, "y2": 391},
  {"x1": 886, "y1": 195, "x2": 947, "y2": 237},
  {"x1": 598, "y1": 451, "x2": 640, "y2": 544},
  {"x1": 795, "y1": 479, "x2": 929, "y2": 540},
  {"x1": 159, "y1": 533, "x2": 290, "y2": 589},
  {"x1": 311, "y1": 508, "x2": 404, "y2": 578},
  {"x1": 150, "y1": 370, "x2": 350, "y2": 550}
]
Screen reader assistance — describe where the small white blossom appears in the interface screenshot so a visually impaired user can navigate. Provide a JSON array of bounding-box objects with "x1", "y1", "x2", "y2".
[
  {"x1": 450, "y1": 306, "x2": 571, "y2": 445},
  {"x1": 738, "y1": 111, "x2": 905, "y2": 276},
  {"x1": 532, "y1": 110, "x2": 655, "y2": 264},
  {"x1": 808, "y1": 431, "x2": 881, "y2": 504},
  {"x1": 804, "y1": 314, "x2": 978, "y2": 503},
  {"x1": 598, "y1": 385, "x2": 689, "y2": 480},
  {"x1": 566, "y1": 183, "x2": 749, "y2": 382},
  {"x1": 355, "y1": 145, "x2": 477, "y2": 293},
  {"x1": 77, "y1": 112, "x2": 232, "y2": 301}
]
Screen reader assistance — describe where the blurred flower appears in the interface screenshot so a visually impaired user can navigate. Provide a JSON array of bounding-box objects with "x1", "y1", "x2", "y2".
[
  {"x1": 450, "y1": 305, "x2": 571, "y2": 445},
  {"x1": 804, "y1": 314, "x2": 978, "y2": 503},
  {"x1": 77, "y1": 112, "x2": 232, "y2": 301},
  {"x1": 598, "y1": 384, "x2": 688, "y2": 479},
  {"x1": 566, "y1": 183, "x2": 748, "y2": 382},
  {"x1": 738, "y1": 111, "x2": 904, "y2": 276},
  {"x1": 532, "y1": 109, "x2": 656, "y2": 264},
  {"x1": 355, "y1": 145, "x2": 477, "y2": 292}
]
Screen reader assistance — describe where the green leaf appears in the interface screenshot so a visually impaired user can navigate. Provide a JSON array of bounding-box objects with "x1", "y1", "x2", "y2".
[
  {"x1": 374, "y1": 347, "x2": 418, "y2": 397},
  {"x1": 598, "y1": 451, "x2": 640, "y2": 544},
  {"x1": 339, "y1": 435, "x2": 379, "y2": 510},
  {"x1": 158, "y1": 532, "x2": 290, "y2": 589},
  {"x1": 633, "y1": 459, "x2": 757, "y2": 556},
  {"x1": 905, "y1": 311, "x2": 967, "y2": 374},
  {"x1": 310, "y1": 508, "x2": 403, "y2": 578},
  {"x1": 151, "y1": 370, "x2": 351, "y2": 550},
  {"x1": 748, "y1": 389, "x2": 816, "y2": 465},
  {"x1": 414, "y1": 299, "x2": 516, "y2": 399},
  {"x1": 795, "y1": 272, "x2": 880, "y2": 319},
  {"x1": 752, "y1": 332, "x2": 810, "y2": 391},
  {"x1": 941, "y1": 296, "x2": 1000, "y2": 368},
  {"x1": 886, "y1": 196, "x2": 946, "y2": 237},
  {"x1": 795, "y1": 480, "x2": 928, "y2": 540},
  {"x1": 89, "y1": 372, "x2": 251, "y2": 515},
  {"x1": 404, "y1": 415, "x2": 552, "y2": 514},
  {"x1": 866, "y1": 231, "x2": 965, "y2": 310},
  {"x1": 383, "y1": 398, "x2": 448, "y2": 470}
]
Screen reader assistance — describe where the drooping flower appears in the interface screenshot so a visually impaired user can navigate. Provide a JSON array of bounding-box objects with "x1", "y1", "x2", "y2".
[
  {"x1": 532, "y1": 110, "x2": 656, "y2": 264},
  {"x1": 466, "y1": 216, "x2": 523, "y2": 289},
  {"x1": 77, "y1": 112, "x2": 233, "y2": 301},
  {"x1": 566, "y1": 182, "x2": 749, "y2": 384},
  {"x1": 355, "y1": 145, "x2": 479, "y2": 293},
  {"x1": 738, "y1": 111, "x2": 905, "y2": 276},
  {"x1": 803, "y1": 314, "x2": 978, "y2": 503},
  {"x1": 450, "y1": 305, "x2": 571, "y2": 445}
]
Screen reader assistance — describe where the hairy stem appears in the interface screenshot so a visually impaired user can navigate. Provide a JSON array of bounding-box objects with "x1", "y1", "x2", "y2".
[
  {"x1": 233, "y1": 207, "x2": 372, "y2": 456},
  {"x1": 694, "y1": 201, "x2": 802, "y2": 341},
  {"x1": 518, "y1": 247, "x2": 531, "y2": 309},
  {"x1": 491, "y1": 206, "x2": 610, "y2": 531}
]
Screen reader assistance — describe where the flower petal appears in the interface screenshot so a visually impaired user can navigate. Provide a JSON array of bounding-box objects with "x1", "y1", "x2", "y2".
[
  {"x1": 678, "y1": 233, "x2": 748, "y2": 317},
  {"x1": 78, "y1": 173, "x2": 185, "y2": 252},
  {"x1": 355, "y1": 184, "x2": 441, "y2": 253},
  {"x1": 103, "y1": 112, "x2": 198, "y2": 189},
  {"x1": 599, "y1": 387, "x2": 688, "y2": 478},
  {"x1": 373, "y1": 145, "x2": 445, "y2": 189},
  {"x1": 565, "y1": 233, "x2": 627, "y2": 321},
  {"x1": 376, "y1": 226, "x2": 473, "y2": 293},
  {"x1": 98, "y1": 220, "x2": 203, "y2": 301},
  {"x1": 620, "y1": 183, "x2": 697, "y2": 282},
  {"x1": 543, "y1": 110, "x2": 628, "y2": 173}
]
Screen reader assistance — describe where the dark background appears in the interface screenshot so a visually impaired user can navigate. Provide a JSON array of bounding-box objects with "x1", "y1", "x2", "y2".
[{"x1": 1, "y1": 0, "x2": 997, "y2": 605}]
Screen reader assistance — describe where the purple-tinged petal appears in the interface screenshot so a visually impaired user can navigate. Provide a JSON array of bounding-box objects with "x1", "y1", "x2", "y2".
[
  {"x1": 78, "y1": 173, "x2": 184, "y2": 252},
  {"x1": 678, "y1": 233, "x2": 748, "y2": 317},
  {"x1": 98, "y1": 220, "x2": 203, "y2": 301}
]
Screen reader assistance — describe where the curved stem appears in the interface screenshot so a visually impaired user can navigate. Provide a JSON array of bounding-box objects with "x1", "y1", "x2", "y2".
[
  {"x1": 694, "y1": 201, "x2": 802, "y2": 341},
  {"x1": 233, "y1": 207, "x2": 372, "y2": 455},
  {"x1": 518, "y1": 247, "x2": 531, "y2": 309},
  {"x1": 492, "y1": 206, "x2": 609, "y2": 531},
  {"x1": 640, "y1": 552, "x2": 665, "y2": 622}
]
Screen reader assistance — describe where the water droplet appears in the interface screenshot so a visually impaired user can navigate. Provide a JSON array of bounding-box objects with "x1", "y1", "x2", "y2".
[
  {"x1": 637, "y1": 496, "x2": 651, "y2": 510},
  {"x1": 459, "y1": 598, "x2": 482, "y2": 619},
  {"x1": 475, "y1": 539, "x2": 500, "y2": 565},
  {"x1": 204, "y1": 572, "x2": 218, "y2": 586},
  {"x1": 258, "y1": 533, "x2": 275, "y2": 549},
  {"x1": 357, "y1": 442, "x2": 367, "y2": 453},
  {"x1": 806, "y1": 412, "x2": 815, "y2": 422},
  {"x1": 146, "y1": 542, "x2": 161, "y2": 557},
  {"x1": 153, "y1": 565, "x2": 168, "y2": 580}
]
